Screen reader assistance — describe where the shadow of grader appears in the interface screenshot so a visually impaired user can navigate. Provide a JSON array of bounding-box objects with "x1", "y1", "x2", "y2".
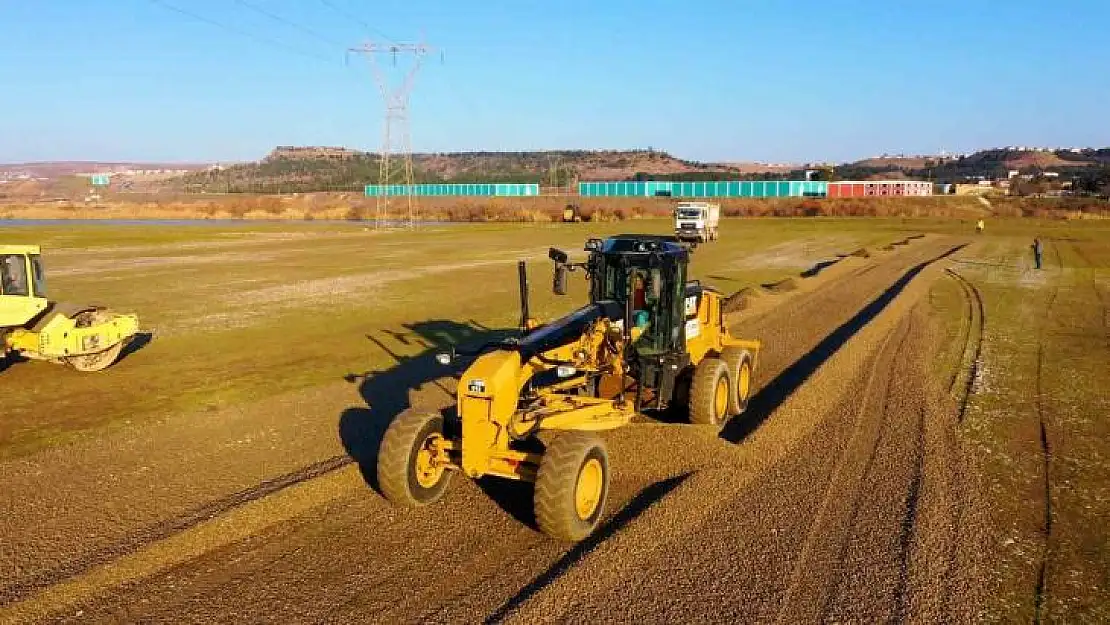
[{"x1": 338, "y1": 319, "x2": 514, "y2": 492}]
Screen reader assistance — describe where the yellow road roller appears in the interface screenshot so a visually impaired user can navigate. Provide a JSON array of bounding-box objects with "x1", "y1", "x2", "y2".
[{"x1": 1, "y1": 245, "x2": 139, "y2": 372}]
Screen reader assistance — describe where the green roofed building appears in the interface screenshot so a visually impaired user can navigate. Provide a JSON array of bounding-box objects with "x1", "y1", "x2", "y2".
[{"x1": 364, "y1": 183, "x2": 540, "y2": 197}]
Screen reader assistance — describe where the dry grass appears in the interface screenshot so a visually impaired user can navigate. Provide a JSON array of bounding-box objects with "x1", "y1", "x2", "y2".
[{"x1": 0, "y1": 193, "x2": 1015, "y2": 222}]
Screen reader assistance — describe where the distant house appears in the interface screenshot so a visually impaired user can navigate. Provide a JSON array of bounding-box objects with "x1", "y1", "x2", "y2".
[{"x1": 956, "y1": 183, "x2": 998, "y2": 196}]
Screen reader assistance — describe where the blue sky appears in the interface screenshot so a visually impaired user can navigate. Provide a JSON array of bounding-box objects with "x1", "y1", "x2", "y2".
[{"x1": 1, "y1": 0, "x2": 1108, "y2": 164}]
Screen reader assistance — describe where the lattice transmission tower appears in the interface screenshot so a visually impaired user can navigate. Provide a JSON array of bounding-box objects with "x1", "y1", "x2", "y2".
[{"x1": 349, "y1": 41, "x2": 434, "y2": 228}]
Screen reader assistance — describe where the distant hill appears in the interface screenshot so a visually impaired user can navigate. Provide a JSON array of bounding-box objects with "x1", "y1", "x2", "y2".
[
  {"x1": 416, "y1": 150, "x2": 746, "y2": 182},
  {"x1": 8, "y1": 146, "x2": 1109, "y2": 197},
  {"x1": 842, "y1": 149, "x2": 1110, "y2": 182},
  {"x1": 173, "y1": 148, "x2": 775, "y2": 194},
  {"x1": 0, "y1": 161, "x2": 210, "y2": 179},
  {"x1": 851, "y1": 156, "x2": 933, "y2": 170},
  {"x1": 849, "y1": 151, "x2": 1100, "y2": 172}
]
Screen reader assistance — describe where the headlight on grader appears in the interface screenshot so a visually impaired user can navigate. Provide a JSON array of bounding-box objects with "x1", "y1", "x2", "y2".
[
  {"x1": 555, "y1": 365, "x2": 577, "y2": 378},
  {"x1": 435, "y1": 352, "x2": 453, "y2": 366}
]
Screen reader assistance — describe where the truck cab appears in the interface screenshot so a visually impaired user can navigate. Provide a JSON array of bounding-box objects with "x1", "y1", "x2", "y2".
[{"x1": 674, "y1": 201, "x2": 720, "y2": 243}]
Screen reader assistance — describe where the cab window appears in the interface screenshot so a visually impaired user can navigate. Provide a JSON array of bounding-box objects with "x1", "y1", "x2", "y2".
[
  {"x1": 632, "y1": 266, "x2": 685, "y2": 355},
  {"x1": 30, "y1": 255, "x2": 46, "y2": 297},
  {"x1": 1, "y1": 254, "x2": 30, "y2": 296}
]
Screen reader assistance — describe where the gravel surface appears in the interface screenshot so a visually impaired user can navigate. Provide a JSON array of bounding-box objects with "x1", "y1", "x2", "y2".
[{"x1": 0, "y1": 236, "x2": 987, "y2": 623}]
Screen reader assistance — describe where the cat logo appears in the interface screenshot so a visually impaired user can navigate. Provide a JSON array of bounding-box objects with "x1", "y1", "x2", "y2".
[
  {"x1": 467, "y1": 379, "x2": 487, "y2": 393},
  {"x1": 684, "y1": 295, "x2": 698, "y2": 316}
]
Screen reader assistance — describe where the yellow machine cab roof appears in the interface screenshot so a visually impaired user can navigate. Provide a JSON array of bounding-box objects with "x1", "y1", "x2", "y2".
[{"x1": 0, "y1": 245, "x2": 42, "y2": 255}]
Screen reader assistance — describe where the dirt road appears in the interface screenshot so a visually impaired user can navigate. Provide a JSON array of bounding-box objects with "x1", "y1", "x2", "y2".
[{"x1": 0, "y1": 236, "x2": 986, "y2": 623}]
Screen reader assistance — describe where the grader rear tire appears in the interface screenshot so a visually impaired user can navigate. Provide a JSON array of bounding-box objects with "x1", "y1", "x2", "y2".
[
  {"x1": 689, "y1": 357, "x2": 732, "y2": 428},
  {"x1": 720, "y1": 347, "x2": 755, "y2": 414},
  {"x1": 534, "y1": 432, "x2": 610, "y2": 542},
  {"x1": 377, "y1": 410, "x2": 453, "y2": 507}
]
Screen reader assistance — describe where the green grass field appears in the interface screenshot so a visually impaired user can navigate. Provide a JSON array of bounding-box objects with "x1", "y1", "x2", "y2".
[
  {"x1": 927, "y1": 222, "x2": 1110, "y2": 621},
  {"x1": 1, "y1": 218, "x2": 931, "y2": 458}
]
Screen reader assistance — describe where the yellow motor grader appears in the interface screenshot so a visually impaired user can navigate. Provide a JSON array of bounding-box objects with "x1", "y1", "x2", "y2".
[
  {"x1": 1, "y1": 245, "x2": 139, "y2": 372},
  {"x1": 376, "y1": 234, "x2": 760, "y2": 541}
]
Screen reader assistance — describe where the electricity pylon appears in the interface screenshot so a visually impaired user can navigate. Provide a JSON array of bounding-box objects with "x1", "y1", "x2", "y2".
[{"x1": 349, "y1": 41, "x2": 433, "y2": 228}]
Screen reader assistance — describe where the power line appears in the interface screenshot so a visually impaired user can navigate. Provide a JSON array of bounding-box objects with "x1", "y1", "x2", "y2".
[
  {"x1": 231, "y1": 0, "x2": 344, "y2": 49},
  {"x1": 146, "y1": 0, "x2": 335, "y2": 64},
  {"x1": 350, "y1": 41, "x2": 435, "y2": 229},
  {"x1": 318, "y1": 0, "x2": 398, "y2": 44}
]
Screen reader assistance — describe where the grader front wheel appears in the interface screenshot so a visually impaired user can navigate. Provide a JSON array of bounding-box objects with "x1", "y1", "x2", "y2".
[
  {"x1": 377, "y1": 410, "x2": 454, "y2": 507},
  {"x1": 534, "y1": 432, "x2": 610, "y2": 542}
]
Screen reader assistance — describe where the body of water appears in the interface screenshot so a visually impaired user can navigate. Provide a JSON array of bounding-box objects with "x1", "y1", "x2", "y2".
[{"x1": 0, "y1": 219, "x2": 460, "y2": 227}]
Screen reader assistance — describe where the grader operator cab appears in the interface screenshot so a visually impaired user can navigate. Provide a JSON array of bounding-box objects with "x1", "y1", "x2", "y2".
[
  {"x1": 376, "y1": 234, "x2": 760, "y2": 541},
  {"x1": 1, "y1": 245, "x2": 139, "y2": 372}
]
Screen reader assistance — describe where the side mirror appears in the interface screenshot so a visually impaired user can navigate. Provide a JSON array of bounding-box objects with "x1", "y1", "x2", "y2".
[
  {"x1": 548, "y1": 248, "x2": 568, "y2": 264},
  {"x1": 553, "y1": 263, "x2": 567, "y2": 295}
]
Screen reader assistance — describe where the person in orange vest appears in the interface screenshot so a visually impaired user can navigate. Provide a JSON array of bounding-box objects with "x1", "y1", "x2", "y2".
[
  {"x1": 631, "y1": 274, "x2": 653, "y2": 336},
  {"x1": 632, "y1": 274, "x2": 647, "y2": 310},
  {"x1": 976, "y1": 219, "x2": 985, "y2": 234}
]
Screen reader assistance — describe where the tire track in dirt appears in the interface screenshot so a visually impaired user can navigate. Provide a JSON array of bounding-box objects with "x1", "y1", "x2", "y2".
[
  {"x1": 773, "y1": 304, "x2": 971, "y2": 624},
  {"x1": 934, "y1": 267, "x2": 986, "y2": 621},
  {"x1": 944, "y1": 268, "x2": 985, "y2": 419},
  {"x1": 1034, "y1": 346, "x2": 1053, "y2": 625},
  {"x1": 944, "y1": 267, "x2": 975, "y2": 392},
  {"x1": 772, "y1": 316, "x2": 913, "y2": 623},
  {"x1": 891, "y1": 325, "x2": 927, "y2": 623},
  {"x1": 1033, "y1": 239, "x2": 1063, "y2": 624},
  {"x1": 728, "y1": 241, "x2": 966, "y2": 414},
  {"x1": 481, "y1": 472, "x2": 693, "y2": 624},
  {"x1": 0, "y1": 455, "x2": 353, "y2": 604},
  {"x1": 819, "y1": 301, "x2": 975, "y2": 624}
]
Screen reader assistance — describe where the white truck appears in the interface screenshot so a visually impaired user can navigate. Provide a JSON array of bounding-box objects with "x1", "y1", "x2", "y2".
[{"x1": 673, "y1": 201, "x2": 721, "y2": 243}]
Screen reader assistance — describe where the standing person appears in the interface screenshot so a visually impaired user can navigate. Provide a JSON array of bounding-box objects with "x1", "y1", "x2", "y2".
[
  {"x1": 1032, "y1": 238, "x2": 1043, "y2": 270},
  {"x1": 976, "y1": 219, "x2": 985, "y2": 234}
]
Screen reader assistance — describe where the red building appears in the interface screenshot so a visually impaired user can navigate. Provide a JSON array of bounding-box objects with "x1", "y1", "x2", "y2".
[{"x1": 827, "y1": 180, "x2": 932, "y2": 198}]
